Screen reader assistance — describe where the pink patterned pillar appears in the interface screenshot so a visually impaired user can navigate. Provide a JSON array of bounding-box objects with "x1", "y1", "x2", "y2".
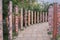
[
  {"x1": 27, "y1": 10, "x2": 30, "y2": 26},
  {"x1": 8, "y1": 1, "x2": 12, "y2": 40},
  {"x1": 15, "y1": 5, "x2": 19, "y2": 34},
  {"x1": 20, "y1": 8, "x2": 24, "y2": 29},
  {"x1": 0, "y1": 0, "x2": 3, "y2": 40}
]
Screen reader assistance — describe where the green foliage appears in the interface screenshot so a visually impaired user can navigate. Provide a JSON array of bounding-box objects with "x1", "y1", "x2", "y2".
[
  {"x1": 42, "y1": 2, "x2": 50, "y2": 12},
  {"x1": 47, "y1": 31, "x2": 52, "y2": 35},
  {"x1": 57, "y1": 35, "x2": 60, "y2": 40},
  {"x1": 3, "y1": 0, "x2": 49, "y2": 19},
  {"x1": 3, "y1": 0, "x2": 9, "y2": 19}
]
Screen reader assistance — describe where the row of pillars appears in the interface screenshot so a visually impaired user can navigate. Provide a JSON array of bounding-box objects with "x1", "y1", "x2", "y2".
[{"x1": 6, "y1": 1, "x2": 48, "y2": 40}]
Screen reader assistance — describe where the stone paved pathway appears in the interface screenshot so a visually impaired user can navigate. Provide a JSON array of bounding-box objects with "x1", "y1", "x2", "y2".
[{"x1": 14, "y1": 22, "x2": 51, "y2": 40}]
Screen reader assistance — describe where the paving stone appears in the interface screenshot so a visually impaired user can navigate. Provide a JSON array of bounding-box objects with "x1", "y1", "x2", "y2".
[{"x1": 14, "y1": 22, "x2": 51, "y2": 40}]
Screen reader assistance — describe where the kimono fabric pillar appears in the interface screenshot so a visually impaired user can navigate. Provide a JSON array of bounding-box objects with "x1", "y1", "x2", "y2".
[
  {"x1": 53, "y1": 3, "x2": 57, "y2": 40},
  {"x1": 20, "y1": 8, "x2": 24, "y2": 30},
  {"x1": 34, "y1": 11, "x2": 36, "y2": 24},
  {"x1": 0, "y1": 0, "x2": 3, "y2": 40},
  {"x1": 45, "y1": 12, "x2": 48, "y2": 22},
  {"x1": 39, "y1": 12, "x2": 41, "y2": 23},
  {"x1": 42, "y1": 12, "x2": 44, "y2": 22},
  {"x1": 12, "y1": 13, "x2": 15, "y2": 30},
  {"x1": 40, "y1": 12, "x2": 42, "y2": 22},
  {"x1": 15, "y1": 5, "x2": 19, "y2": 34},
  {"x1": 24, "y1": 9, "x2": 27, "y2": 27},
  {"x1": 8, "y1": 1, "x2": 12, "y2": 40},
  {"x1": 31, "y1": 11, "x2": 33, "y2": 24},
  {"x1": 37, "y1": 11, "x2": 39, "y2": 23},
  {"x1": 27, "y1": 10, "x2": 30, "y2": 26}
]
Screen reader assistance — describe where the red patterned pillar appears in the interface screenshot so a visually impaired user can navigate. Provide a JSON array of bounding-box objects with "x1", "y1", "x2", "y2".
[
  {"x1": 8, "y1": 1, "x2": 12, "y2": 40},
  {"x1": 15, "y1": 5, "x2": 19, "y2": 34},
  {"x1": 27, "y1": 10, "x2": 30, "y2": 26},
  {"x1": 53, "y1": 3, "x2": 57, "y2": 40},
  {"x1": 0, "y1": 0, "x2": 3, "y2": 40}
]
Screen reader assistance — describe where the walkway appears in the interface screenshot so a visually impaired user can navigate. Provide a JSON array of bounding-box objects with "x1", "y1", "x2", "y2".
[{"x1": 14, "y1": 22, "x2": 51, "y2": 40}]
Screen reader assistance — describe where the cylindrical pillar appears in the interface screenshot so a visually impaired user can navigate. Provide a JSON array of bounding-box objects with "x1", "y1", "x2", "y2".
[
  {"x1": 40, "y1": 12, "x2": 42, "y2": 23},
  {"x1": 20, "y1": 8, "x2": 24, "y2": 29},
  {"x1": 45, "y1": 12, "x2": 48, "y2": 22},
  {"x1": 24, "y1": 9, "x2": 27, "y2": 27},
  {"x1": 34, "y1": 11, "x2": 36, "y2": 24},
  {"x1": 43, "y1": 12, "x2": 44, "y2": 22},
  {"x1": 0, "y1": 0, "x2": 3, "y2": 40},
  {"x1": 37, "y1": 11, "x2": 39, "y2": 23},
  {"x1": 15, "y1": 5, "x2": 19, "y2": 34},
  {"x1": 27, "y1": 10, "x2": 30, "y2": 26},
  {"x1": 31, "y1": 11, "x2": 33, "y2": 24},
  {"x1": 8, "y1": 1, "x2": 12, "y2": 40},
  {"x1": 53, "y1": 3, "x2": 57, "y2": 40}
]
